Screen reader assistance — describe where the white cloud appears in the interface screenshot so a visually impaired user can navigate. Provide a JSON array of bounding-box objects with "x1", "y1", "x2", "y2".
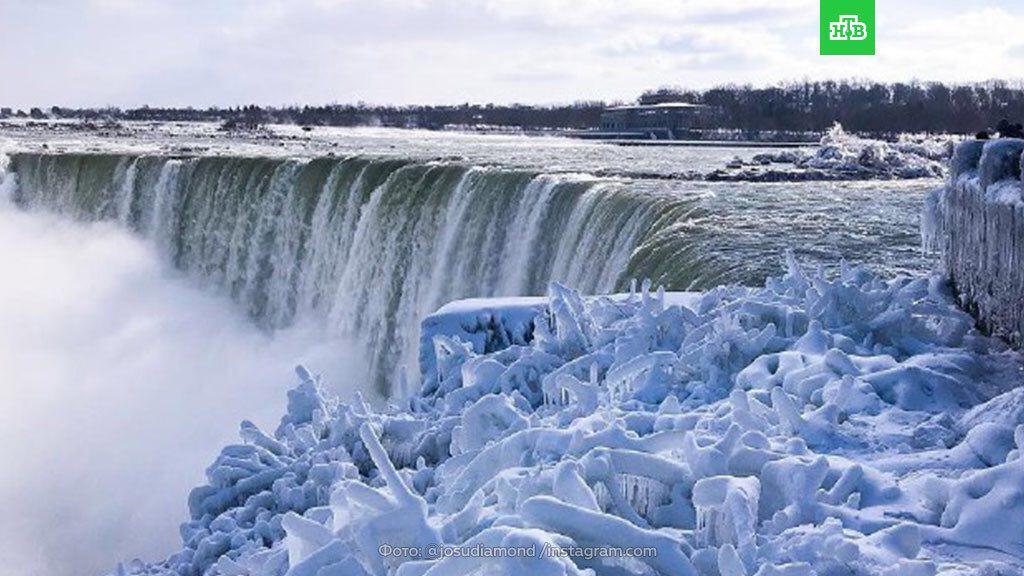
[{"x1": 0, "y1": 0, "x2": 1023, "y2": 107}]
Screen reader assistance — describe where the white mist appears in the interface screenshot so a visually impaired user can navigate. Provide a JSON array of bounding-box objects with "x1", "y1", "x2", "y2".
[{"x1": 0, "y1": 202, "x2": 367, "y2": 576}]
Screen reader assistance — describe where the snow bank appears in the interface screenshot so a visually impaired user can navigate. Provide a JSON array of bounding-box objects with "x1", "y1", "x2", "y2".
[
  {"x1": 709, "y1": 125, "x2": 950, "y2": 182},
  {"x1": 924, "y1": 137, "x2": 1024, "y2": 345},
  {"x1": 112, "y1": 259, "x2": 1023, "y2": 576}
]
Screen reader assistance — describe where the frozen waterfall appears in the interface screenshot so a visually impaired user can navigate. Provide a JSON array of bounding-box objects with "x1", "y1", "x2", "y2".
[{"x1": 7, "y1": 152, "x2": 702, "y2": 392}]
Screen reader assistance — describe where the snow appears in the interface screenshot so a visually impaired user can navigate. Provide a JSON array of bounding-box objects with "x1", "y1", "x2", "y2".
[
  {"x1": 924, "y1": 137, "x2": 1024, "y2": 346},
  {"x1": 110, "y1": 255, "x2": 1024, "y2": 576},
  {"x1": 708, "y1": 124, "x2": 950, "y2": 182},
  {"x1": 419, "y1": 291, "x2": 701, "y2": 403}
]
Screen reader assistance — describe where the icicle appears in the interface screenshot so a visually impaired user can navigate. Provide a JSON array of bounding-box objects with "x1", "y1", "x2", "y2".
[
  {"x1": 692, "y1": 476, "x2": 760, "y2": 550},
  {"x1": 615, "y1": 473, "x2": 669, "y2": 520}
]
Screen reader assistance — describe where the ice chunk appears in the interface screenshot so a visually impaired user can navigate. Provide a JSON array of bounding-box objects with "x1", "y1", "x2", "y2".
[
  {"x1": 451, "y1": 393, "x2": 528, "y2": 454},
  {"x1": 950, "y1": 139, "x2": 986, "y2": 181},
  {"x1": 978, "y1": 138, "x2": 1024, "y2": 189},
  {"x1": 692, "y1": 476, "x2": 760, "y2": 550},
  {"x1": 520, "y1": 495, "x2": 698, "y2": 576}
]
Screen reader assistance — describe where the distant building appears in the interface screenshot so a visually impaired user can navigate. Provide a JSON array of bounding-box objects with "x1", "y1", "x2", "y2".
[
  {"x1": 598, "y1": 102, "x2": 711, "y2": 140},
  {"x1": 637, "y1": 91, "x2": 694, "y2": 105}
]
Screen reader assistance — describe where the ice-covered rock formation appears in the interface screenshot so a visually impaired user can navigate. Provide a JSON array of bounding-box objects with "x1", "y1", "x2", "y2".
[
  {"x1": 709, "y1": 124, "x2": 950, "y2": 182},
  {"x1": 113, "y1": 259, "x2": 1023, "y2": 576},
  {"x1": 924, "y1": 137, "x2": 1024, "y2": 346}
]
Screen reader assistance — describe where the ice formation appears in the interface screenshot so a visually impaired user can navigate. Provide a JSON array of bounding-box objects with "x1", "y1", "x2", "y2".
[
  {"x1": 923, "y1": 137, "x2": 1024, "y2": 346},
  {"x1": 112, "y1": 256, "x2": 1024, "y2": 576},
  {"x1": 709, "y1": 124, "x2": 950, "y2": 181}
]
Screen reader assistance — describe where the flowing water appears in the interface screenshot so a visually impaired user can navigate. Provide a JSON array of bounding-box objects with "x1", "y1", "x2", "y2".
[{"x1": 1, "y1": 125, "x2": 938, "y2": 392}]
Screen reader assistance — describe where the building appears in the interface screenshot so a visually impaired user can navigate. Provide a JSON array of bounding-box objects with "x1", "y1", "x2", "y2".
[{"x1": 598, "y1": 102, "x2": 711, "y2": 140}]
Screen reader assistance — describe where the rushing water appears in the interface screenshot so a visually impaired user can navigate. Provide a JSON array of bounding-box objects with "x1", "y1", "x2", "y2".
[{"x1": 1, "y1": 128, "x2": 938, "y2": 392}]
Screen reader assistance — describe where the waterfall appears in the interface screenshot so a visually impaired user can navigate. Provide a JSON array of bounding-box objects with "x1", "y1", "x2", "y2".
[{"x1": 7, "y1": 152, "x2": 706, "y2": 393}]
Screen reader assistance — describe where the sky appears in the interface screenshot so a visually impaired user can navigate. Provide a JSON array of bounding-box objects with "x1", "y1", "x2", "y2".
[{"x1": 2, "y1": 0, "x2": 1024, "y2": 108}]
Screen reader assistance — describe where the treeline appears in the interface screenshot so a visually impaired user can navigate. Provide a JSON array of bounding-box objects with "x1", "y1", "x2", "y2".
[
  {"x1": 0, "y1": 102, "x2": 606, "y2": 131},
  {"x1": 6, "y1": 80, "x2": 1024, "y2": 134},
  {"x1": 643, "y1": 80, "x2": 1024, "y2": 135}
]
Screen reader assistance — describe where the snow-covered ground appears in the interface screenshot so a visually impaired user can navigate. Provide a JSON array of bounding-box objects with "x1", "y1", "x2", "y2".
[
  {"x1": 709, "y1": 125, "x2": 952, "y2": 182},
  {"x1": 113, "y1": 258, "x2": 1024, "y2": 576}
]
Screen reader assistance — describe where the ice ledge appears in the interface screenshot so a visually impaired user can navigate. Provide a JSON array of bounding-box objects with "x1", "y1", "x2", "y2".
[{"x1": 925, "y1": 138, "x2": 1024, "y2": 345}]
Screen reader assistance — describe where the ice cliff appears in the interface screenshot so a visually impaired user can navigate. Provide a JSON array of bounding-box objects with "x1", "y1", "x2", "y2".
[
  {"x1": 924, "y1": 137, "x2": 1024, "y2": 346},
  {"x1": 113, "y1": 258, "x2": 1024, "y2": 576}
]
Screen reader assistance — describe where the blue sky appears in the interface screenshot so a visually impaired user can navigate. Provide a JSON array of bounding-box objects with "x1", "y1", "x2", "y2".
[{"x1": 2, "y1": 0, "x2": 1024, "y2": 107}]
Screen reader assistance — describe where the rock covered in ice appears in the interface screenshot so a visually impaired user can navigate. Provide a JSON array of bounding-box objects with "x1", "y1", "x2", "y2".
[{"x1": 112, "y1": 260, "x2": 1024, "y2": 576}]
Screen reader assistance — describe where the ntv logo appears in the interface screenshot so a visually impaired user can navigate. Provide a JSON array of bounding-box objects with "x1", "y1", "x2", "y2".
[
  {"x1": 828, "y1": 15, "x2": 867, "y2": 41},
  {"x1": 820, "y1": 0, "x2": 874, "y2": 55}
]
